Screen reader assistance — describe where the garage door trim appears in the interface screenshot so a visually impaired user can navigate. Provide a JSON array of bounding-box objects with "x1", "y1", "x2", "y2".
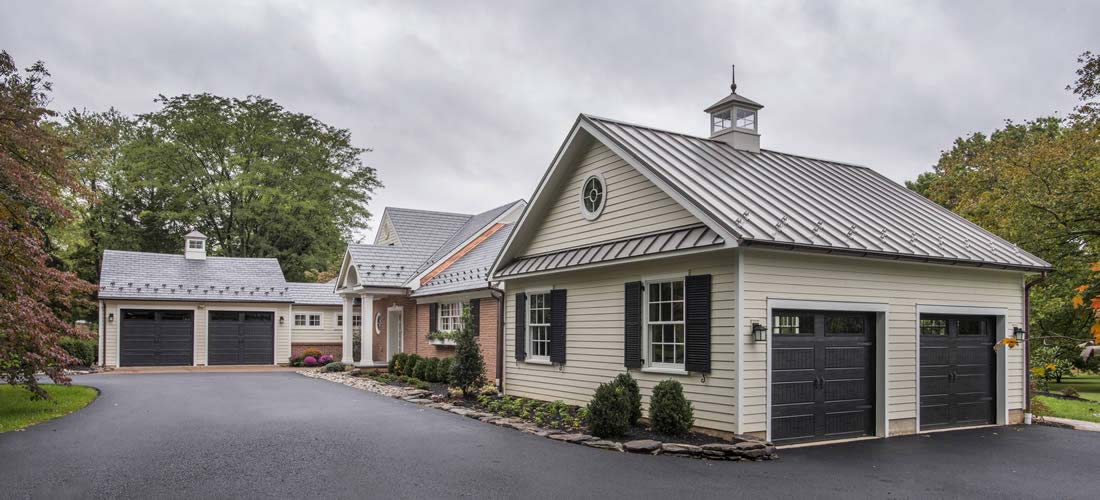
[
  {"x1": 118, "y1": 308, "x2": 196, "y2": 367},
  {"x1": 205, "y1": 307, "x2": 278, "y2": 366},
  {"x1": 766, "y1": 299, "x2": 889, "y2": 443},
  {"x1": 915, "y1": 304, "x2": 1009, "y2": 432}
]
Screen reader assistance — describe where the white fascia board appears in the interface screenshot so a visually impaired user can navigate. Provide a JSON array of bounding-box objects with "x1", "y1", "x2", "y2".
[{"x1": 334, "y1": 249, "x2": 355, "y2": 291}]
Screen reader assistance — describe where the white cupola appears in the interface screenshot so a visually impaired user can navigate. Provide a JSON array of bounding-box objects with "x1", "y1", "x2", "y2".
[
  {"x1": 705, "y1": 65, "x2": 763, "y2": 153},
  {"x1": 184, "y1": 230, "x2": 207, "y2": 260}
]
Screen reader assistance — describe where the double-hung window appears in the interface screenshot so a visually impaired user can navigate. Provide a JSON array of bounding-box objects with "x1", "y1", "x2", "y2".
[
  {"x1": 352, "y1": 315, "x2": 361, "y2": 328},
  {"x1": 527, "y1": 292, "x2": 551, "y2": 361},
  {"x1": 294, "y1": 313, "x2": 321, "y2": 328},
  {"x1": 439, "y1": 302, "x2": 463, "y2": 332},
  {"x1": 646, "y1": 280, "x2": 685, "y2": 369}
]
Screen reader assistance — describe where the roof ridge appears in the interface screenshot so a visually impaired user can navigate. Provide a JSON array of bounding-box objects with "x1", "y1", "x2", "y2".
[
  {"x1": 584, "y1": 113, "x2": 872, "y2": 171},
  {"x1": 101, "y1": 249, "x2": 281, "y2": 262},
  {"x1": 387, "y1": 206, "x2": 473, "y2": 218}
]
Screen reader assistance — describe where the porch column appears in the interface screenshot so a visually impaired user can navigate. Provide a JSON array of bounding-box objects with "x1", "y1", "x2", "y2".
[
  {"x1": 359, "y1": 294, "x2": 374, "y2": 366},
  {"x1": 341, "y1": 294, "x2": 354, "y2": 363}
]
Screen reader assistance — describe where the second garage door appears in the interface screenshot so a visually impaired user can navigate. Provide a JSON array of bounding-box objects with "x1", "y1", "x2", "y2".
[
  {"x1": 771, "y1": 310, "x2": 876, "y2": 445},
  {"x1": 919, "y1": 314, "x2": 997, "y2": 431},
  {"x1": 208, "y1": 311, "x2": 274, "y2": 365}
]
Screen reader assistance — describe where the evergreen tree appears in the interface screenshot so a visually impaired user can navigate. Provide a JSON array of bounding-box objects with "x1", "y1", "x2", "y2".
[{"x1": 450, "y1": 308, "x2": 485, "y2": 396}]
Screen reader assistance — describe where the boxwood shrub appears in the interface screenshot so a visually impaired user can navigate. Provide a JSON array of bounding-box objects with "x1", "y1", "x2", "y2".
[
  {"x1": 586, "y1": 380, "x2": 631, "y2": 438},
  {"x1": 613, "y1": 372, "x2": 642, "y2": 425},
  {"x1": 59, "y1": 336, "x2": 97, "y2": 367},
  {"x1": 649, "y1": 379, "x2": 694, "y2": 436}
]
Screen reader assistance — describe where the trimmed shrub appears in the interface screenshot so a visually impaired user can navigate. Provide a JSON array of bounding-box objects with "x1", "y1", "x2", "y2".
[
  {"x1": 587, "y1": 380, "x2": 631, "y2": 438},
  {"x1": 404, "y1": 354, "x2": 422, "y2": 378},
  {"x1": 389, "y1": 352, "x2": 408, "y2": 375},
  {"x1": 613, "y1": 372, "x2": 642, "y2": 425},
  {"x1": 59, "y1": 336, "x2": 97, "y2": 367},
  {"x1": 303, "y1": 356, "x2": 319, "y2": 367},
  {"x1": 302, "y1": 348, "x2": 323, "y2": 359},
  {"x1": 318, "y1": 354, "x2": 334, "y2": 365},
  {"x1": 450, "y1": 309, "x2": 485, "y2": 395},
  {"x1": 437, "y1": 357, "x2": 454, "y2": 384},
  {"x1": 289, "y1": 356, "x2": 304, "y2": 367},
  {"x1": 323, "y1": 362, "x2": 347, "y2": 373},
  {"x1": 649, "y1": 379, "x2": 694, "y2": 436},
  {"x1": 414, "y1": 358, "x2": 433, "y2": 381}
]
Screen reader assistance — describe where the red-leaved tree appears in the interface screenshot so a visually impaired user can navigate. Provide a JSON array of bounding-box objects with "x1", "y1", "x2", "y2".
[{"x1": 0, "y1": 50, "x2": 96, "y2": 398}]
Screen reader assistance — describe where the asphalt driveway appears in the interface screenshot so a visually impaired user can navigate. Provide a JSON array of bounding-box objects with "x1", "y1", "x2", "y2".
[{"x1": 0, "y1": 372, "x2": 1094, "y2": 499}]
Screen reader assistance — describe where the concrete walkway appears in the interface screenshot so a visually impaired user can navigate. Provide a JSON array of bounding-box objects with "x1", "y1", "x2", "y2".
[{"x1": 1044, "y1": 416, "x2": 1100, "y2": 432}]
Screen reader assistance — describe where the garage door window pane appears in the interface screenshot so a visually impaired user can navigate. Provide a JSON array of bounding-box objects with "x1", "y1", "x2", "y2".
[
  {"x1": 921, "y1": 319, "x2": 947, "y2": 336},
  {"x1": 123, "y1": 310, "x2": 156, "y2": 320},
  {"x1": 160, "y1": 311, "x2": 190, "y2": 321},
  {"x1": 957, "y1": 319, "x2": 986, "y2": 336},
  {"x1": 826, "y1": 315, "x2": 865, "y2": 335},
  {"x1": 210, "y1": 311, "x2": 238, "y2": 321},
  {"x1": 244, "y1": 312, "x2": 270, "y2": 322},
  {"x1": 773, "y1": 313, "x2": 813, "y2": 335}
]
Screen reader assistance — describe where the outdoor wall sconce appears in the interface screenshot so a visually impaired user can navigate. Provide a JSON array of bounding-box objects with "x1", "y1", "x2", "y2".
[
  {"x1": 108, "y1": 313, "x2": 115, "y2": 323},
  {"x1": 278, "y1": 316, "x2": 285, "y2": 325},
  {"x1": 752, "y1": 322, "x2": 767, "y2": 342},
  {"x1": 1013, "y1": 326, "x2": 1026, "y2": 339}
]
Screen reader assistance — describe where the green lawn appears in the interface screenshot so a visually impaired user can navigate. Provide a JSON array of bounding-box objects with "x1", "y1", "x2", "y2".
[
  {"x1": 1048, "y1": 374, "x2": 1100, "y2": 401},
  {"x1": 1035, "y1": 395, "x2": 1100, "y2": 423},
  {"x1": 0, "y1": 384, "x2": 98, "y2": 433}
]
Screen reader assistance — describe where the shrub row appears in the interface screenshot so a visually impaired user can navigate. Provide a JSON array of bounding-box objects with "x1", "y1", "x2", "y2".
[
  {"x1": 586, "y1": 373, "x2": 694, "y2": 438},
  {"x1": 388, "y1": 353, "x2": 452, "y2": 384},
  {"x1": 368, "y1": 372, "x2": 431, "y2": 391},
  {"x1": 475, "y1": 394, "x2": 587, "y2": 429}
]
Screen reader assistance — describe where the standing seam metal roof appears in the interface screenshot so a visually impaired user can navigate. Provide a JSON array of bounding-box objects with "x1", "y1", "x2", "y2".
[{"x1": 582, "y1": 115, "x2": 1051, "y2": 271}]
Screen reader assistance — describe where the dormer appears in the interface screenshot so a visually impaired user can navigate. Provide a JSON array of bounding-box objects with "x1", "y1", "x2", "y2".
[
  {"x1": 184, "y1": 230, "x2": 207, "y2": 260},
  {"x1": 705, "y1": 65, "x2": 763, "y2": 153}
]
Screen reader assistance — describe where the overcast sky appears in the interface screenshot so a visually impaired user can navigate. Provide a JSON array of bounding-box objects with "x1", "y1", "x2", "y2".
[{"x1": 4, "y1": 0, "x2": 1097, "y2": 239}]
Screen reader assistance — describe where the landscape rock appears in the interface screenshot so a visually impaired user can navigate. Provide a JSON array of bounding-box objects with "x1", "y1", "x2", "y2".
[
  {"x1": 547, "y1": 433, "x2": 597, "y2": 443},
  {"x1": 623, "y1": 439, "x2": 663, "y2": 454},
  {"x1": 700, "y1": 443, "x2": 741, "y2": 457},
  {"x1": 661, "y1": 443, "x2": 702, "y2": 456},
  {"x1": 523, "y1": 427, "x2": 556, "y2": 437},
  {"x1": 733, "y1": 441, "x2": 766, "y2": 451},
  {"x1": 585, "y1": 440, "x2": 624, "y2": 452}
]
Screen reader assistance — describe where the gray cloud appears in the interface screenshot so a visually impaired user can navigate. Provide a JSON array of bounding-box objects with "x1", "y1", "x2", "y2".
[{"x1": 4, "y1": 0, "x2": 1095, "y2": 239}]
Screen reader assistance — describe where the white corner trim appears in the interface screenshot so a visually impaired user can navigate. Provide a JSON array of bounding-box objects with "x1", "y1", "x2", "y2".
[{"x1": 734, "y1": 250, "x2": 744, "y2": 434}]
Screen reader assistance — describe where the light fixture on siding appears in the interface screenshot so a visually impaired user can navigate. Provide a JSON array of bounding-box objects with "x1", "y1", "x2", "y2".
[
  {"x1": 279, "y1": 316, "x2": 285, "y2": 325},
  {"x1": 1012, "y1": 326, "x2": 1026, "y2": 339},
  {"x1": 108, "y1": 313, "x2": 115, "y2": 323},
  {"x1": 751, "y1": 322, "x2": 767, "y2": 342}
]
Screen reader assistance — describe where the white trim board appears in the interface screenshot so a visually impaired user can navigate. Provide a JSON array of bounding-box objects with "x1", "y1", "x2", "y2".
[
  {"x1": 764, "y1": 298, "x2": 891, "y2": 443},
  {"x1": 913, "y1": 304, "x2": 1010, "y2": 432}
]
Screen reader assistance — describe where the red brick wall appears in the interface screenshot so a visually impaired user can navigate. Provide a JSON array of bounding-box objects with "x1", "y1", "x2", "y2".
[
  {"x1": 370, "y1": 295, "x2": 417, "y2": 364},
  {"x1": 291, "y1": 343, "x2": 343, "y2": 361},
  {"x1": 412, "y1": 297, "x2": 500, "y2": 382}
]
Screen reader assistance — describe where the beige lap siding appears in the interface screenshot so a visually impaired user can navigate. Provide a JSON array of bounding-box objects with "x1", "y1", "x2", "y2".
[
  {"x1": 739, "y1": 249, "x2": 1026, "y2": 435},
  {"x1": 503, "y1": 250, "x2": 739, "y2": 434},
  {"x1": 101, "y1": 300, "x2": 293, "y2": 366},
  {"x1": 521, "y1": 141, "x2": 701, "y2": 255},
  {"x1": 289, "y1": 305, "x2": 343, "y2": 344}
]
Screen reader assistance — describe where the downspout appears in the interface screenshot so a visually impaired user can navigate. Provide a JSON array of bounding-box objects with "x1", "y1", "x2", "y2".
[
  {"x1": 1024, "y1": 271, "x2": 1048, "y2": 424},
  {"x1": 98, "y1": 300, "x2": 105, "y2": 367},
  {"x1": 490, "y1": 284, "x2": 505, "y2": 391}
]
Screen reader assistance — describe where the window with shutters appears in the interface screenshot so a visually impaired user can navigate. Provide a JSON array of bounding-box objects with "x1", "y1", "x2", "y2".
[
  {"x1": 527, "y1": 292, "x2": 551, "y2": 361},
  {"x1": 646, "y1": 280, "x2": 685, "y2": 369},
  {"x1": 439, "y1": 302, "x2": 464, "y2": 332}
]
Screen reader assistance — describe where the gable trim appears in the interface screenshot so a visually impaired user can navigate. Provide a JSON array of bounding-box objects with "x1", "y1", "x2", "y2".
[
  {"x1": 406, "y1": 201, "x2": 525, "y2": 290},
  {"x1": 489, "y1": 115, "x2": 737, "y2": 280}
]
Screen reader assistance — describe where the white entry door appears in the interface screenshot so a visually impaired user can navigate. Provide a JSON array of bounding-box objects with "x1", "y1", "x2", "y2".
[{"x1": 387, "y1": 308, "x2": 403, "y2": 360}]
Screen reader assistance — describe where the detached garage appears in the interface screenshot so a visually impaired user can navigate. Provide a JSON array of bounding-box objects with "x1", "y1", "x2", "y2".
[{"x1": 98, "y1": 232, "x2": 295, "y2": 367}]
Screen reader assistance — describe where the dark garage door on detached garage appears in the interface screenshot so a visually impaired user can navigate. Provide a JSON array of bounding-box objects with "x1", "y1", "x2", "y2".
[
  {"x1": 119, "y1": 309, "x2": 194, "y2": 366},
  {"x1": 771, "y1": 310, "x2": 876, "y2": 445},
  {"x1": 920, "y1": 315, "x2": 997, "y2": 431},
  {"x1": 208, "y1": 311, "x2": 274, "y2": 365}
]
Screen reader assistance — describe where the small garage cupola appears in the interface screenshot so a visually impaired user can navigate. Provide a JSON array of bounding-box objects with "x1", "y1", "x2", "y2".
[
  {"x1": 705, "y1": 64, "x2": 764, "y2": 153},
  {"x1": 184, "y1": 230, "x2": 207, "y2": 260}
]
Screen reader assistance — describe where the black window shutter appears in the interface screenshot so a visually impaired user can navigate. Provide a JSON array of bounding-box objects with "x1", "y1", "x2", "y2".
[
  {"x1": 514, "y1": 293, "x2": 527, "y2": 361},
  {"x1": 549, "y1": 289, "x2": 567, "y2": 364},
  {"x1": 469, "y1": 298, "x2": 481, "y2": 336},
  {"x1": 428, "y1": 303, "x2": 438, "y2": 333},
  {"x1": 684, "y1": 274, "x2": 712, "y2": 373},
  {"x1": 624, "y1": 282, "x2": 643, "y2": 368}
]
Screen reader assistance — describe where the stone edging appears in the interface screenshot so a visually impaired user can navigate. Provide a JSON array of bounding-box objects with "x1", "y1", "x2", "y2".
[{"x1": 298, "y1": 369, "x2": 778, "y2": 461}]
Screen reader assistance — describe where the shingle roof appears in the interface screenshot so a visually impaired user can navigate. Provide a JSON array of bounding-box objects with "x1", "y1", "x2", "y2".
[
  {"x1": 346, "y1": 244, "x2": 425, "y2": 288},
  {"x1": 704, "y1": 91, "x2": 764, "y2": 113},
  {"x1": 385, "y1": 207, "x2": 472, "y2": 252},
  {"x1": 582, "y1": 115, "x2": 1051, "y2": 271},
  {"x1": 286, "y1": 282, "x2": 342, "y2": 306},
  {"x1": 496, "y1": 225, "x2": 723, "y2": 278},
  {"x1": 414, "y1": 224, "x2": 515, "y2": 297},
  {"x1": 184, "y1": 230, "x2": 206, "y2": 239},
  {"x1": 98, "y1": 250, "x2": 293, "y2": 302},
  {"x1": 418, "y1": 200, "x2": 524, "y2": 273}
]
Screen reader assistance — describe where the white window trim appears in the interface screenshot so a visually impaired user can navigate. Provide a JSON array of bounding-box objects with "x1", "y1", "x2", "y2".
[
  {"x1": 525, "y1": 289, "x2": 552, "y2": 363},
  {"x1": 733, "y1": 106, "x2": 758, "y2": 132},
  {"x1": 187, "y1": 239, "x2": 205, "y2": 249},
  {"x1": 579, "y1": 173, "x2": 607, "y2": 221},
  {"x1": 438, "y1": 301, "x2": 464, "y2": 333},
  {"x1": 336, "y1": 314, "x2": 343, "y2": 327},
  {"x1": 642, "y1": 277, "x2": 686, "y2": 371},
  {"x1": 293, "y1": 311, "x2": 323, "y2": 329},
  {"x1": 711, "y1": 109, "x2": 732, "y2": 134},
  {"x1": 352, "y1": 314, "x2": 362, "y2": 329}
]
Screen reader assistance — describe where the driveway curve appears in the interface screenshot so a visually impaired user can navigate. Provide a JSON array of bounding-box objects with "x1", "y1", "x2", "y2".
[{"x1": 0, "y1": 372, "x2": 1094, "y2": 499}]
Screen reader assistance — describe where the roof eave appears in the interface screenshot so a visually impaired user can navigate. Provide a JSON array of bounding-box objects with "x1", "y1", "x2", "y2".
[{"x1": 740, "y1": 240, "x2": 1054, "y2": 273}]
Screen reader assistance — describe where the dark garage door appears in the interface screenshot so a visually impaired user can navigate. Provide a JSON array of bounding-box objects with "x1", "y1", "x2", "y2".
[
  {"x1": 771, "y1": 310, "x2": 876, "y2": 445},
  {"x1": 120, "y1": 309, "x2": 194, "y2": 366},
  {"x1": 920, "y1": 315, "x2": 997, "y2": 431},
  {"x1": 208, "y1": 311, "x2": 274, "y2": 365}
]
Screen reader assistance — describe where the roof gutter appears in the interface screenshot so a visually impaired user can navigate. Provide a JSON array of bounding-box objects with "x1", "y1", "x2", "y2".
[
  {"x1": 1024, "y1": 271, "x2": 1048, "y2": 421},
  {"x1": 489, "y1": 284, "x2": 505, "y2": 391},
  {"x1": 740, "y1": 240, "x2": 1052, "y2": 273}
]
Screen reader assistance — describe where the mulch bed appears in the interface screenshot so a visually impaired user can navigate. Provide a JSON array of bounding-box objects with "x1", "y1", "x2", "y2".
[{"x1": 619, "y1": 425, "x2": 730, "y2": 446}]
